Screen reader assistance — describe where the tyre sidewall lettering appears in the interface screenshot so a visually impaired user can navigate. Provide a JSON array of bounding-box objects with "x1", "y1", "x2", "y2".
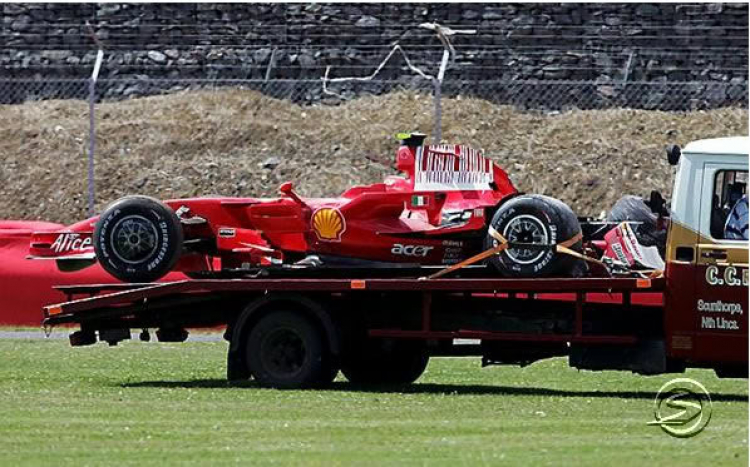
[
  {"x1": 486, "y1": 195, "x2": 580, "y2": 277},
  {"x1": 496, "y1": 206, "x2": 555, "y2": 273},
  {"x1": 97, "y1": 208, "x2": 119, "y2": 264},
  {"x1": 103, "y1": 208, "x2": 167, "y2": 272},
  {"x1": 93, "y1": 197, "x2": 183, "y2": 282}
]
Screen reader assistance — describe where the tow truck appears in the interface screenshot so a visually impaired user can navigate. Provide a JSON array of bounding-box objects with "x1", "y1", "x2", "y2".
[{"x1": 43, "y1": 137, "x2": 748, "y2": 388}]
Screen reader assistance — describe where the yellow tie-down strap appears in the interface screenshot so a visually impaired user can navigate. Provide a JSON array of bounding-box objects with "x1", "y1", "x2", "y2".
[{"x1": 424, "y1": 227, "x2": 588, "y2": 280}]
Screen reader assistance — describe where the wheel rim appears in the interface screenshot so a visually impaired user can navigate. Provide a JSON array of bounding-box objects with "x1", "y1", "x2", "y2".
[
  {"x1": 501, "y1": 214, "x2": 550, "y2": 265},
  {"x1": 261, "y1": 328, "x2": 307, "y2": 378},
  {"x1": 110, "y1": 215, "x2": 159, "y2": 264}
]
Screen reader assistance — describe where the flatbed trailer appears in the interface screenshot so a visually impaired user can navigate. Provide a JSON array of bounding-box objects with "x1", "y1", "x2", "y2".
[
  {"x1": 39, "y1": 138, "x2": 750, "y2": 388},
  {"x1": 44, "y1": 274, "x2": 705, "y2": 389}
]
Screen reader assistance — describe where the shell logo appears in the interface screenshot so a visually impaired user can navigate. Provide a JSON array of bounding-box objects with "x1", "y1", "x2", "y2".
[{"x1": 311, "y1": 208, "x2": 346, "y2": 242}]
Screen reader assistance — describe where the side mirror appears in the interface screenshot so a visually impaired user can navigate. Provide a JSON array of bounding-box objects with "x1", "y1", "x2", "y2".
[
  {"x1": 279, "y1": 182, "x2": 294, "y2": 195},
  {"x1": 666, "y1": 144, "x2": 681, "y2": 166},
  {"x1": 279, "y1": 182, "x2": 305, "y2": 205}
]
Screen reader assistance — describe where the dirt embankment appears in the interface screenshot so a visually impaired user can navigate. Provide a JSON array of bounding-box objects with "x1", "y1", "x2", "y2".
[{"x1": 0, "y1": 89, "x2": 746, "y2": 223}]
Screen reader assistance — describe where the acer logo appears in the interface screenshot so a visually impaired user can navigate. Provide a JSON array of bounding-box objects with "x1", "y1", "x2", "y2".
[
  {"x1": 391, "y1": 244, "x2": 434, "y2": 257},
  {"x1": 50, "y1": 233, "x2": 93, "y2": 253}
]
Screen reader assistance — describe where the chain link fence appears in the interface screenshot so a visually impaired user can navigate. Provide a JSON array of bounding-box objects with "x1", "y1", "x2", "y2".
[{"x1": 1, "y1": 77, "x2": 747, "y2": 110}]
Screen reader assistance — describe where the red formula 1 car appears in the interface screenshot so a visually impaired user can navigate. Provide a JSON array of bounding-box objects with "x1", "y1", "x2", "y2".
[{"x1": 29, "y1": 133, "x2": 587, "y2": 283}]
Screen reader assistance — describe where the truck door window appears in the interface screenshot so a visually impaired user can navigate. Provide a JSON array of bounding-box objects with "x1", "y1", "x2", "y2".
[{"x1": 710, "y1": 170, "x2": 748, "y2": 240}]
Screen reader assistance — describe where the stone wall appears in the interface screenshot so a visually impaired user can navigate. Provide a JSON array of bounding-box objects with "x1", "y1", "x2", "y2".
[
  {"x1": 0, "y1": 3, "x2": 747, "y2": 107},
  {"x1": 2, "y1": 3, "x2": 747, "y2": 80}
]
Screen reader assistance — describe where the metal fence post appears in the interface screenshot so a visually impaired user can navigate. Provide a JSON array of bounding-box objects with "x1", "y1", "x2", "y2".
[
  {"x1": 88, "y1": 49, "x2": 103, "y2": 217},
  {"x1": 433, "y1": 78, "x2": 442, "y2": 144},
  {"x1": 265, "y1": 48, "x2": 277, "y2": 82},
  {"x1": 85, "y1": 21, "x2": 104, "y2": 217}
]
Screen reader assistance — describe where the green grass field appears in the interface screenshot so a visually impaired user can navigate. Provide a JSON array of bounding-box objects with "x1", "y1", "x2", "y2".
[{"x1": 0, "y1": 337, "x2": 746, "y2": 466}]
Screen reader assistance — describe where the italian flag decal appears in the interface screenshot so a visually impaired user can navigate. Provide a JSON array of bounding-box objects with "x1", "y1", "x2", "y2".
[{"x1": 412, "y1": 195, "x2": 428, "y2": 207}]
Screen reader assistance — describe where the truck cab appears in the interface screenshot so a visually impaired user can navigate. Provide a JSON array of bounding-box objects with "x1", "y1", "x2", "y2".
[{"x1": 665, "y1": 136, "x2": 748, "y2": 376}]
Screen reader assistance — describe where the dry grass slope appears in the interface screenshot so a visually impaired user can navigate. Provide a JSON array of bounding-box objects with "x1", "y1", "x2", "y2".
[{"x1": 0, "y1": 89, "x2": 746, "y2": 223}]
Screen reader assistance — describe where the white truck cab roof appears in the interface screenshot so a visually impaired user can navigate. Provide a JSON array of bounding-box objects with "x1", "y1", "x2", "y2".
[
  {"x1": 682, "y1": 137, "x2": 749, "y2": 156},
  {"x1": 670, "y1": 136, "x2": 749, "y2": 241}
]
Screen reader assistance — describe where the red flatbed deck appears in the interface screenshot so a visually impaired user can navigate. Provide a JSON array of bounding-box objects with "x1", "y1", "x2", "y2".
[{"x1": 45, "y1": 276, "x2": 665, "y2": 330}]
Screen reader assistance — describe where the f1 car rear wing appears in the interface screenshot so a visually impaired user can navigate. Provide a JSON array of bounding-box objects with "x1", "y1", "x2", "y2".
[{"x1": 414, "y1": 145, "x2": 494, "y2": 191}]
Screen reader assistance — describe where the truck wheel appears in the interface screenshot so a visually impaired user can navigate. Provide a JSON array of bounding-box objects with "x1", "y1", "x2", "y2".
[
  {"x1": 246, "y1": 311, "x2": 328, "y2": 389},
  {"x1": 341, "y1": 339, "x2": 428, "y2": 385},
  {"x1": 485, "y1": 194, "x2": 583, "y2": 277},
  {"x1": 94, "y1": 196, "x2": 184, "y2": 283}
]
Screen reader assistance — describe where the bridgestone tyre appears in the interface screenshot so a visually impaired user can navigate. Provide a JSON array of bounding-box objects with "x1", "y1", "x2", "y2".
[
  {"x1": 246, "y1": 311, "x2": 327, "y2": 389},
  {"x1": 94, "y1": 196, "x2": 184, "y2": 283},
  {"x1": 341, "y1": 339, "x2": 429, "y2": 385},
  {"x1": 486, "y1": 194, "x2": 583, "y2": 277}
]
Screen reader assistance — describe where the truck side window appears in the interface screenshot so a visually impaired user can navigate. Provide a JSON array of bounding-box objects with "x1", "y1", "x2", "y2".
[{"x1": 711, "y1": 170, "x2": 748, "y2": 241}]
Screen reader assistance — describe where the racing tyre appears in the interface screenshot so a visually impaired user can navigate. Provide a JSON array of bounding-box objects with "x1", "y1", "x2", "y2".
[
  {"x1": 94, "y1": 196, "x2": 183, "y2": 283},
  {"x1": 246, "y1": 311, "x2": 327, "y2": 389},
  {"x1": 485, "y1": 194, "x2": 583, "y2": 277},
  {"x1": 341, "y1": 339, "x2": 429, "y2": 385}
]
